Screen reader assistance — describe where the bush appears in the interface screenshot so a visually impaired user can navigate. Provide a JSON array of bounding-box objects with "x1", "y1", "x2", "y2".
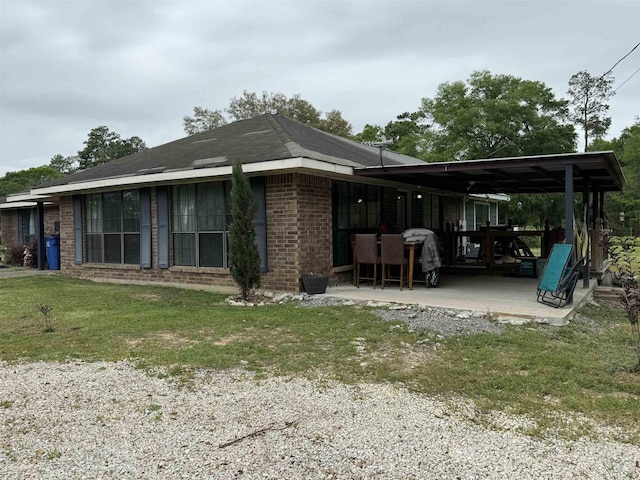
[
  {"x1": 7, "y1": 244, "x2": 25, "y2": 266},
  {"x1": 604, "y1": 234, "x2": 640, "y2": 371},
  {"x1": 23, "y1": 241, "x2": 37, "y2": 268}
]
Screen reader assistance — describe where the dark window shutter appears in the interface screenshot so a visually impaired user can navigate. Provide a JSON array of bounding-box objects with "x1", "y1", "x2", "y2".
[
  {"x1": 17, "y1": 211, "x2": 24, "y2": 246},
  {"x1": 251, "y1": 177, "x2": 267, "y2": 272},
  {"x1": 156, "y1": 186, "x2": 170, "y2": 269},
  {"x1": 73, "y1": 195, "x2": 83, "y2": 264},
  {"x1": 140, "y1": 188, "x2": 152, "y2": 268}
]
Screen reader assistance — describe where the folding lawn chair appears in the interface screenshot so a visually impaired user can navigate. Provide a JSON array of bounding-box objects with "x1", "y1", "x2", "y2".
[{"x1": 536, "y1": 243, "x2": 584, "y2": 308}]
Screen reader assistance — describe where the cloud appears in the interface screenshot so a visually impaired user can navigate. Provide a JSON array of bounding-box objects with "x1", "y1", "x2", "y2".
[{"x1": 1, "y1": 0, "x2": 638, "y2": 175}]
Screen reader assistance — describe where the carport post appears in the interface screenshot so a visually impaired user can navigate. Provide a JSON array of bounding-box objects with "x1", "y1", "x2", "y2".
[
  {"x1": 36, "y1": 201, "x2": 45, "y2": 270},
  {"x1": 564, "y1": 164, "x2": 574, "y2": 246},
  {"x1": 582, "y1": 177, "x2": 590, "y2": 288},
  {"x1": 565, "y1": 164, "x2": 574, "y2": 303}
]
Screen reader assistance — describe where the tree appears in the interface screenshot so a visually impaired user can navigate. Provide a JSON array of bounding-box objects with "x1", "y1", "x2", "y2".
[
  {"x1": 419, "y1": 70, "x2": 576, "y2": 162},
  {"x1": 183, "y1": 90, "x2": 353, "y2": 137},
  {"x1": 603, "y1": 234, "x2": 640, "y2": 371},
  {"x1": 352, "y1": 124, "x2": 385, "y2": 143},
  {"x1": 228, "y1": 160, "x2": 261, "y2": 300},
  {"x1": 567, "y1": 70, "x2": 615, "y2": 152},
  {"x1": 601, "y1": 120, "x2": 640, "y2": 231},
  {"x1": 182, "y1": 107, "x2": 227, "y2": 136},
  {"x1": 317, "y1": 109, "x2": 353, "y2": 138},
  {"x1": 227, "y1": 91, "x2": 322, "y2": 125},
  {"x1": 0, "y1": 166, "x2": 62, "y2": 196},
  {"x1": 382, "y1": 111, "x2": 429, "y2": 158},
  {"x1": 77, "y1": 126, "x2": 147, "y2": 170},
  {"x1": 352, "y1": 112, "x2": 428, "y2": 158},
  {"x1": 49, "y1": 154, "x2": 78, "y2": 175}
]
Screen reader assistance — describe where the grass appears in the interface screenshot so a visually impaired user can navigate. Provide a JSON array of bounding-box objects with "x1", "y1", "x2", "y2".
[{"x1": 1, "y1": 276, "x2": 639, "y2": 443}]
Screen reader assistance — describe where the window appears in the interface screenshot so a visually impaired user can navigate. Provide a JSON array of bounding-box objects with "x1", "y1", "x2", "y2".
[
  {"x1": 475, "y1": 202, "x2": 490, "y2": 230},
  {"x1": 172, "y1": 182, "x2": 230, "y2": 267},
  {"x1": 85, "y1": 190, "x2": 140, "y2": 264},
  {"x1": 20, "y1": 209, "x2": 36, "y2": 244}
]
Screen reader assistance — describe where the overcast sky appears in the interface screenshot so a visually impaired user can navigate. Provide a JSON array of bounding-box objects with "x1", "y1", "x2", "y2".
[{"x1": 1, "y1": 0, "x2": 639, "y2": 176}]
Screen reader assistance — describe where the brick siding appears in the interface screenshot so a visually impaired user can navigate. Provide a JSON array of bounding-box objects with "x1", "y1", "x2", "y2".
[
  {"x1": 0, "y1": 206, "x2": 60, "y2": 247},
  {"x1": 58, "y1": 174, "x2": 333, "y2": 293}
]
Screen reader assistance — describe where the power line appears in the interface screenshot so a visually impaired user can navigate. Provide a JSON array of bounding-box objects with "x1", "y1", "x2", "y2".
[
  {"x1": 613, "y1": 66, "x2": 640, "y2": 93},
  {"x1": 599, "y1": 42, "x2": 640, "y2": 79}
]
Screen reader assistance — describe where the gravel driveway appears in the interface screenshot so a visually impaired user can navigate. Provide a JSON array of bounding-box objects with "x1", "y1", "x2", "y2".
[{"x1": 1, "y1": 361, "x2": 638, "y2": 479}]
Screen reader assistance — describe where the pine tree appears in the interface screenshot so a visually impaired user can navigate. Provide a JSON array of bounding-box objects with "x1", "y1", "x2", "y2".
[{"x1": 228, "y1": 161, "x2": 261, "y2": 299}]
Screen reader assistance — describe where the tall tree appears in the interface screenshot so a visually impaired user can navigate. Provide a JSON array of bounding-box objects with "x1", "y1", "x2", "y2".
[
  {"x1": 183, "y1": 90, "x2": 353, "y2": 137},
  {"x1": 227, "y1": 91, "x2": 321, "y2": 125},
  {"x1": 77, "y1": 126, "x2": 147, "y2": 170},
  {"x1": 182, "y1": 107, "x2": 227, "y2": 136},
  {"x1": 352, "y1": 124, "x2": 385, "y2": 143},
  {"x1": 49, "y1": 154, "x2": 78, "y2": 175},
  {"x1": 0, "y1": 166, "x2": 62, "y2": 196},
  {"x1": 317, "y1": 109, "x2": 353, "y2": 138},
  {"x1": 382, "y1": 111, "x2": 429, "y2": 158},
  {"x1": 567, "y1": 70, "x2": 615, "y2": 152},
  {"x1": 228, "y1": 161, "x2": 261, "y2": 300},
  {"x1": 419, "y1": 70, "x2": 576, "y2": 162},
  {"x1": 352, "y1": 112, "x2": 428, "y2": 158},
  {"x1": 600, "y1": 120, "x2": 640, "y2": 231}
]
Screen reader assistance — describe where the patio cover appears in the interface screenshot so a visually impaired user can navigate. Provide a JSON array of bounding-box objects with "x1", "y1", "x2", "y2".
[
  {"x1": 355, "y1": 150, "x2": 626, "y2": 268},
  {"x1": 353, "y1": 151, "x2": 625, "y2": 195}
]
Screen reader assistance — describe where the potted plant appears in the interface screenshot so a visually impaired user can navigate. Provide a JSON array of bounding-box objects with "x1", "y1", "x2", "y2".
[{"x1": 301, "y1": 272, "x2": 329, "y2": 294}]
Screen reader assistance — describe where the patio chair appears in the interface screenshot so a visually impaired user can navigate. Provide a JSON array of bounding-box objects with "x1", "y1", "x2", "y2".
[
  {"x1": 355, "y1": 234, "x2": 380, "y2": 288},
  {"x1": 536, "y1": 243, "x2": 584, "y2": 308},
  {"x1": 381, "y1": 234, "x2": 408, "y2": 290}
]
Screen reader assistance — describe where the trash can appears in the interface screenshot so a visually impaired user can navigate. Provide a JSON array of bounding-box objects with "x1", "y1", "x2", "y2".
[{"x1": 45, "y1": 235, "x2": 60, "y2": 270}]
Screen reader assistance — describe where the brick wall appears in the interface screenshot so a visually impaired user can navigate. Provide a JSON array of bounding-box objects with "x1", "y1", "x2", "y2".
[
  {"x1": 0, "y1": 206, "x2": 59, "y2": 247},
  {"x1": 60, "y1": 191, "x2": 238, "y2": 291},
  {"x1": 59, "y1": 197, "x2": 75, "y2": 271},
  {"x1": 259, "y1": 173, "x2": 332, "y2": 291},
  {"x1": 0, "y1": 210, "x2": 19, "y2": 247},
  {"x1": 57, "y1": 175, "x2": 334, "y2": 293},
  {"x1": 296, "y1": 174, "x2": 332, "y2": 287}
]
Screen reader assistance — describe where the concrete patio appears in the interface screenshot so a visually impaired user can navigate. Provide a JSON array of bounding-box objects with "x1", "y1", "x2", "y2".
[
  {"x1": 0, "y1": 267, "x2": 597, "y2": 325},
  {"x1": 325, "y1": 273, "x2": 597, "y2": 325}
]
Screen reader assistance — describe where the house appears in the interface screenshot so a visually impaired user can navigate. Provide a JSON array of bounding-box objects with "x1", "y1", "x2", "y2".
[
  {"x1": 0, "y1": 114, "x2": 465, "y2": 290},
  {"x1": 0, "y1": 113, "x2": 626, "y2": 291}
]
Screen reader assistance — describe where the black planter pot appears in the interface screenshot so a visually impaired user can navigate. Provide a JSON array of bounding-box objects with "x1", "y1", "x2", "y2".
[{"x1": 301, "y1": 275, "x2": 329, "y2": 294}]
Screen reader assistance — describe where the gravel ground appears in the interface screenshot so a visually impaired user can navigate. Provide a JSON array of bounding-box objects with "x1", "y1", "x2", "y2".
[
  {"x1": 1, "y1": 361, "x2": 639, "y2": 480},
  {"x1": 2, "y1": 295, "x2": 638, "y2": 479}
]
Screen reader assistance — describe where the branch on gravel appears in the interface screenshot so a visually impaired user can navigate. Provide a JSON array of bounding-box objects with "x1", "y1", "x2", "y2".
[{"x1": 218, "y1": 420, "x2": 298, "y2": 448}]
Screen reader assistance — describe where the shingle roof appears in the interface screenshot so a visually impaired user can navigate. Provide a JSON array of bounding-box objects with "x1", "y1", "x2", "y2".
[{"x1": 38, "y1": 113, "x2": 423, "y2": 188}]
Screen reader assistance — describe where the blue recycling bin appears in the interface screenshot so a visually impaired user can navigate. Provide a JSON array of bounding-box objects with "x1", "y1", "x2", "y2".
[{"x1": 45, "y1": 235, "x2": 60, "y2": 270}]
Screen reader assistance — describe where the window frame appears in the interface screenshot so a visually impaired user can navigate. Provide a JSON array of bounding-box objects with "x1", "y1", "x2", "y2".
[
  {"x1": 84, "y1": 190, "x2": 141, "y2": 265},
  {"x1": 171, "y1": 182, "x2": 231, "y2": 268}
]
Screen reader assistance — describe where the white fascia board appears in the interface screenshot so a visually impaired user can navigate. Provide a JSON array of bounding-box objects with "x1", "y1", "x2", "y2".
[
  {"x1": 4, "y1": 193, "x2": 51, "y2": 202},
  {"x1": 31, "y1": 157, "x2": 354, "y2": 196},
  {"x1": 0, "y1": 201, "x2": 54, "y2": 210}
]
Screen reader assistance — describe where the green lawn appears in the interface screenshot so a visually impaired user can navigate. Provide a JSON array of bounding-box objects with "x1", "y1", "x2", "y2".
[{"x1": 1, "y1": 276, "x2": 639, "y2": 443}]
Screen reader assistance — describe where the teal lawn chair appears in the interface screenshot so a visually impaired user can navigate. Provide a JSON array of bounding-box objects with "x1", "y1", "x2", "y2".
[{"x1": 536, "y1": 244, "x2": 584, "y2": 308}]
